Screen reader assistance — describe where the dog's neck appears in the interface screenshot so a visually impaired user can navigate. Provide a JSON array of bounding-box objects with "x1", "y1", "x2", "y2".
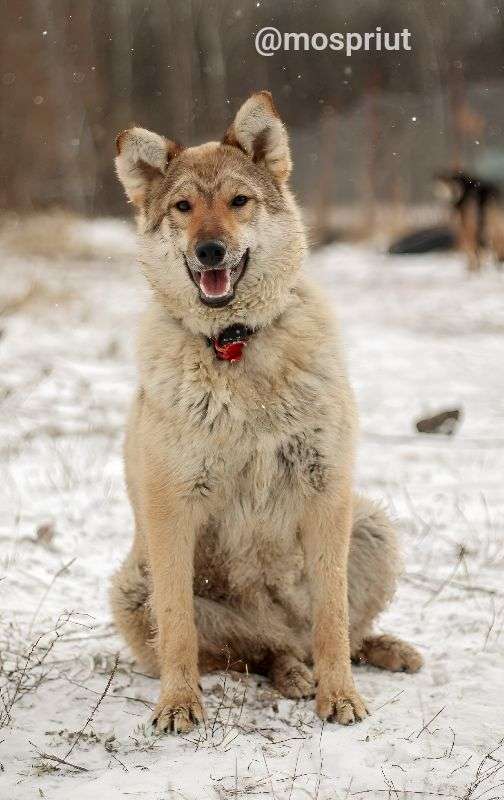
[{"x1": 151, "y1": 277, "x2": 304, "y2": 363}]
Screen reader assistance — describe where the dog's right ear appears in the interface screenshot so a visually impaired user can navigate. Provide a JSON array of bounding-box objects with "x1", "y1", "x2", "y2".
[{"x1": 115, "y1": 127, "x2": 181, "y2": 207}]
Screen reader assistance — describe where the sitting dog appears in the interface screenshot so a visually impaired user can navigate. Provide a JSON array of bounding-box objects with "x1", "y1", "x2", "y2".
[{"x1": 111, "y1": 91, "x2": 422, "y2": 735}]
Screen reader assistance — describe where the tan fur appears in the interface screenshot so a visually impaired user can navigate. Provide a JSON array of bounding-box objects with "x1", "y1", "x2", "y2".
[
  {"x1": 457, "y1": 199, "x2": 504, "y2": 272},
  {"x1": 456, "y1": 200, "x2": 482, "y2": 272},
  {"x1": 111, "y1": 92, "x2": 422, "y2": 735},
  {"x1": 483, "y1": 203, "x2": 504, "y2": 264}
]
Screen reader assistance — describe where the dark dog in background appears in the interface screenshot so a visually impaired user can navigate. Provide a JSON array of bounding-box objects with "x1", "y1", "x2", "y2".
[{"x1": 436, "y1": 171, "x2": 504, "y2": 271}]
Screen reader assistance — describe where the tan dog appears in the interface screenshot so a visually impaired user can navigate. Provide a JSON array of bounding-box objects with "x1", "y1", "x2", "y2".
[{"x1": 111, "y1": 91, "x2": 422, "y2": 735}]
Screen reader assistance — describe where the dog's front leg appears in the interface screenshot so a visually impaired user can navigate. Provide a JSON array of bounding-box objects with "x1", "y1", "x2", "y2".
[
  {"x1": 142, "y1": 473, "x2": 205, "y2": 735},
  {"x1": 302, "y1": 481, "x2": 368, "y2": 725}
]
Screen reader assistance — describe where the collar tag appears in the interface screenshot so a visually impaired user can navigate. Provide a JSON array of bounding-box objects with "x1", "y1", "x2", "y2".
[
  {"x1": 213, "y1": 339, "x2": 247, "y2": 362},
  {"x1": 211, "y1": 324, "x2": 254, "y2": 363}
]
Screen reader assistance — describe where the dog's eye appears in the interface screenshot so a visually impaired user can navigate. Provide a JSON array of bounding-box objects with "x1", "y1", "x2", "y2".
[
  {"x1": 175, "y1": 200, "x2": 192, "y2": 212},
  {"x1": 231, "y1": 195, "x2": 248, "y2": 208}
]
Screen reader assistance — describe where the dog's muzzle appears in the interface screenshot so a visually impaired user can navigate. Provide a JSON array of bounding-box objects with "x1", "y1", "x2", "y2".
[{"x1": 185, "y1": 248, "x2": 250, "y2": 308}]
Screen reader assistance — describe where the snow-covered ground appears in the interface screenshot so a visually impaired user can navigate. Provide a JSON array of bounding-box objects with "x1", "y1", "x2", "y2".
[{"x1": 1, "y1": 223, "x2": 503, "y2": 799}]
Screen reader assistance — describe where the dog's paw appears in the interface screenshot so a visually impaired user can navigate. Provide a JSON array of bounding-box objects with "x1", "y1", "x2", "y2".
[
  {"x1": 316, "y1": 682, "x2": 368, "y2": 725},
  {"x1": 150, "y1": 690, "x2": 205, "y2": 735},
  {"x1": 355, "y1": 634, "x2": 424, "y2": 674},
  {"x1": 271, "y1": 655, "x2": 315, "y2": 699}
]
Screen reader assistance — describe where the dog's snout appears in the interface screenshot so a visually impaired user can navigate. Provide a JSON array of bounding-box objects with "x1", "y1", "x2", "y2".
[{"x1": 195, "y1": 240, "x2": 226, "y2": 268}]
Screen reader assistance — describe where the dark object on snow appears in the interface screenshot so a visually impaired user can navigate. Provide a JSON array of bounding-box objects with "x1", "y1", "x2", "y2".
[
  {"x1": 416, "y1": 409, "x2": 461, "y2": 436},
  {"x1": 389, "y1": 226, "x2": 456, "y2": 255}
]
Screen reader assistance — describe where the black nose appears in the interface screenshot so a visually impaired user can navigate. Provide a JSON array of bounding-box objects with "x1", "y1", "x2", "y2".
[{"x1": 195, "y1": 240, "x2": 226, "y2": 268}]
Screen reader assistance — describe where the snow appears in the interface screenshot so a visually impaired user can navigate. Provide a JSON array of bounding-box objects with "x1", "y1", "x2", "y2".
[{"x1": 1, "y1": 227, "x2": 503, "y2": 799}]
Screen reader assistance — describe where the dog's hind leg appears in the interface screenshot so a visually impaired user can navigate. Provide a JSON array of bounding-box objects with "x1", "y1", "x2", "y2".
[
  {"x1": 110, "y1": 550, "x2": 160, "y2": 677},
  {"x1": 348, "y1": 496, "x2": 423, "y2": 673},
  {"x1": 269, "y1": 653, "x2": 315, "y2": 698},
  {"x1": 195, "y1": 596, "x2": 315, "y2": 698},
  {"x1": 354, "y1": 632, "x2": 423, "y2": 673}
]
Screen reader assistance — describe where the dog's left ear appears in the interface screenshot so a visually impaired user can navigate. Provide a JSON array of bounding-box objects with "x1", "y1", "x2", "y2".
[{"x1": 223, "y1": 91, "x2": 292, "y2": 185}]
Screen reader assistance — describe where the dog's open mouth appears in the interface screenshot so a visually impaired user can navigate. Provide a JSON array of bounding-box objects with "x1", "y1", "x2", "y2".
[{"x1": 187, "y1": 249, "x2": 249, "y2": 308}]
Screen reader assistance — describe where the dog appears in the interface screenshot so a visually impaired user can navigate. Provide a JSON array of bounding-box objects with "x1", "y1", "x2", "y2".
[
  {"x1": 110, "y1": 91, "x2": 422, "y2": 735},
  {"x1": 436, "y1": 170, "x2": 504, "y2": 270}
]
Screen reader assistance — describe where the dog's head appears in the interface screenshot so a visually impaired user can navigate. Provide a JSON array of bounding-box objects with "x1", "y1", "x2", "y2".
[
  {"x1": 115, "y1": 92, "x2": 306, "y2": 335},
  {"x1": 435, "y1": 171, "x2": 500, "y2": 209},
  {"x1": 434, "y1": 171, "x2": 473, "y2": 206}
]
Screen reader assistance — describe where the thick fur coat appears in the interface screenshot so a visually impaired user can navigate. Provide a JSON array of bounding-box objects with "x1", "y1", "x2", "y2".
[{"x1": 110, "y1": 92, "x2": 422, "y2": 735}]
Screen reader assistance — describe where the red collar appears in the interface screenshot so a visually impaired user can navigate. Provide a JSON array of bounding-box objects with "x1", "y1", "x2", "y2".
[{"x1": 209, "y1": 324, "x2": 255, "y2": 362}]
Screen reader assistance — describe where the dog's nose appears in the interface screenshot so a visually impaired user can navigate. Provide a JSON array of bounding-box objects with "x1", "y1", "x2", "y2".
[{"x1": 195, "y1": 240, "x2": 226, "y2": 268}]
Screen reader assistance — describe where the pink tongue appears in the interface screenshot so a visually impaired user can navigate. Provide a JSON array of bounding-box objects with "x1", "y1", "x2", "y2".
[{"x1": 200, "y1": 269, "x2": 230, "y2": 297}]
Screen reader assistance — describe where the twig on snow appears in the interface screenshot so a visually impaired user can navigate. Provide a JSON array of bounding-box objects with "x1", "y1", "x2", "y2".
[{"x1": 65, "y1": 653, "x2": 119, "y2": 760}]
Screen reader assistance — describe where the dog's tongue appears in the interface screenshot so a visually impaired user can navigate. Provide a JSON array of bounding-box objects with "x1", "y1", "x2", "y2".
[{"x1": 200, "y1": 268, "x2": 230, "y2": 298}]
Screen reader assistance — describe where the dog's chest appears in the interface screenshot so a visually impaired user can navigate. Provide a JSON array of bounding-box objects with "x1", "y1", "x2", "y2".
[
  {"x1": 177, "y1": 364, "x2": 329, "y2": 508},
  {"x1": 152, "y1": 344, "x2": 335, "y2": 606},
  {"x1": 192, "y1": 414, "x2": 311, "y2": 602},
  {"x1": 171, "y1": 368, "x2": 318, "y2": 600}
]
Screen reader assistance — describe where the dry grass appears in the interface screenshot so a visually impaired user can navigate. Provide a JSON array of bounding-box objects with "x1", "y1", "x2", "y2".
[
  {"x1": 0, "y1": 209, "x2": 135, "y2": 261},
  {"x1": 30, "y1": 653, "x2": 120, "y2": 775},
  {"x1": 0, "y1": 612, "x2": 79, "y2": 730},
  {"x1": 0, "y1": 210, "x2": 93, "y2": 260}
]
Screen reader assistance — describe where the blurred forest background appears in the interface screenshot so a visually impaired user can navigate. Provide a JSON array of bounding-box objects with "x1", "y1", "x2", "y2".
[{"x1": 1, "y1": 0, "x2": 504, "y2": 223}]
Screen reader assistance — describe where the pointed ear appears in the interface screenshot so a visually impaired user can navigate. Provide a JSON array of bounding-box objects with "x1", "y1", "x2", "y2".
[
  {"x1": 223, "y1": 91, "x2": 292, "y2": 185},
  {"x1": 115, "y1": 127, "x2": 181, "y2": 206}
]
